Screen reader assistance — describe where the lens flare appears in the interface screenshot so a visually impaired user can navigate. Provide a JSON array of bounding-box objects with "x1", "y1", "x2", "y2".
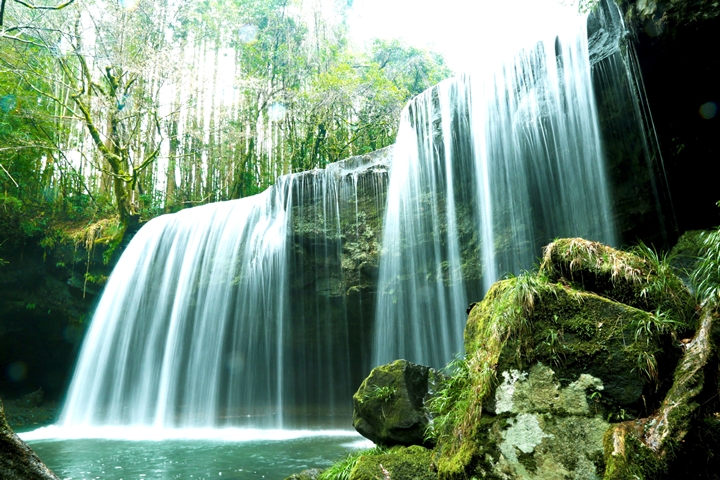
[
  {"x1": 0, "y1": 94, "x2": 17, "y2": 113},
  {"x1": 238, "y1": 24, "x2": 259, "y2": 44},
  {"x1": 7, "y1": 361, "x2": 27, "y2": 382},
  {"x1": 119, "y1": 0, "x2": 140, "y2": 10},
  {"x1": 699, "y1": 101, "x2": 718, "y2": 120}
]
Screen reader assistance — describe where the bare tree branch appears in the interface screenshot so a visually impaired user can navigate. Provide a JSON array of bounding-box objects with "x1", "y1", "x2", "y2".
[
  {"x1": 0, "y1": 162, "x2": 19, "y2": 187},
  {"x1": 1, "y1": 0, "x2": 76, "y2": 27}
]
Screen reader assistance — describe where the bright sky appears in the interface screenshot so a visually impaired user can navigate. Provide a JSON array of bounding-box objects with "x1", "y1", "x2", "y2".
[{"x1": 347, "y1": 0, "x2": 586, "y2": 73}]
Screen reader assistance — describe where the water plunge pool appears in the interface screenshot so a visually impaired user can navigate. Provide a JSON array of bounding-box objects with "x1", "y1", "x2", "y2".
[{"x1": 21, "y1": 428, "x2": 369, "y2": 479}]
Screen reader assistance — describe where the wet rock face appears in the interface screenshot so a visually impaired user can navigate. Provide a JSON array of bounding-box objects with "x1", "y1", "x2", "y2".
[
  {"x1": 0, "y1": 399, "x2": 59, "y2": 480},
  {"x1": 621, "y1": 0, "x2": 720, "y2": 234},
  {"x1": 0, "y1": 238, "x2": 113, "y2": 403},
  {"x1": 352, "y1": 359, "x2": 443, "y2": 447}
]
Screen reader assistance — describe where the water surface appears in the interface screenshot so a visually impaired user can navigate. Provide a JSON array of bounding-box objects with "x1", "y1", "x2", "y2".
[{"x1": 24, "y1": 430, "x2": 369, "y2": 480}]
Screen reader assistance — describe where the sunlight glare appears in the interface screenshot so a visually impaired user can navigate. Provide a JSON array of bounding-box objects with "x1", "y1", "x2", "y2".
[{"x1": 348, "y1": 0, "x2": 585, "y2": 73}]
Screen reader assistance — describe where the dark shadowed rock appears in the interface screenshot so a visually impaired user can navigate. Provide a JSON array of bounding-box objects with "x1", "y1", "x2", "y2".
[
  {"x1": 353, "y1": 359, "x2": 443, "y2": 447},
  {"x1": 1, "y1": 399, "x2": 59, "y2": 480},
  {"x1": 17, "y1": 389, "x2": 44, "y2": 408}
]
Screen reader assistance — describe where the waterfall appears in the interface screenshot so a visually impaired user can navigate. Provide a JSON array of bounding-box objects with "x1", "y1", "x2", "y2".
[
  {"x1": 59, "y1": 152, "x2": 389, "y2": 431},
  {"x1": 373, "y1": 9, "x2": 617, "y2": 369},
  {"x1": 55, "y1": 1, "x2": 666, "y2": 435}
]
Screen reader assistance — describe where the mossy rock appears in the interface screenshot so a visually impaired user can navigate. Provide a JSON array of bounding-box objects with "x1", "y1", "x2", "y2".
[
  {"x1": 540, "y1": 238, "x2": 696, "y2": 327},
  {"x1": 478, "y1": 365, "x2": 609, "y2": 479},
  {"x1": 353, "y1": 359, "x2": 442, "y2": 447},
  {"x1": 466, "y1": 278, "x2": 673, "y2": 414},
  {"x1": 602, "y1": 310, "x2": 716, "y2": 479},
  {"x1": 433, "y1": 263, "x2": 691, "y2": 478},
  {"x1": 349, "y1": 445, "x2": 437, "y2": 480}
]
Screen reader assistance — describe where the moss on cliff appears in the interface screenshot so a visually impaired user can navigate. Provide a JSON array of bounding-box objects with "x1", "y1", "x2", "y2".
[{"x1": 349, "y1": 445, "x2": 436, "y2": 480}]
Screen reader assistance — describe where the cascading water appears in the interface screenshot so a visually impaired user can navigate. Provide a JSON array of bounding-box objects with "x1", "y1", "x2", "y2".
[
  {"x1": 59, "y1": 152, "x2": 389, "y2": 432},
  {"x1": 49, "y1": 0, "x2": 668, "y2": 438},
  {"x1": 373, "y1": 8, "x2": 617, "y2": 369}
]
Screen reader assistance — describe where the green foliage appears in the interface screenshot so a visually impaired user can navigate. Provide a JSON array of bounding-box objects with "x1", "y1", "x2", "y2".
[
  {"x1": 318, "y1": 446, "x2": 387, "y2": 480},
  {"x1": 83, "y1": 272, "x2": 108, "y2": 285},
  {"x1": 1, "y1": 0, "x2": 454, "y2": 250},
  {"x1": 633, "y1": 309, "x2": 683, "y2": 345},
  {"x1": 692, "y1": 217, "x2": 720, "y2": 308},
  {"x1": 370, "y1": 39, "x2": 453, "y2": 97},
  {"x1": 543, "y1": 327, "x2": 565, "y2": 367},
  {"x1": 425, "y1": 355, "x2": 472, "y2": 444},
  {"x1": 629, "y1": 308, "x2": 681, "y2": 386},
  {"x1": 542, "y1": 238, "x2": 696, "y2": 329},
  {"x1": 363, "y1": 385, "x2": 397, "y2": 403},
  {"x1": 630, "y1": 241, "x2": 693, "y2": 323}
]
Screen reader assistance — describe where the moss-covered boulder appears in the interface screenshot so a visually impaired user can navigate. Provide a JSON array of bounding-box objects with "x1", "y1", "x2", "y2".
[
  {"x1": 333, "y1": 238, "x2": 715, "y2": 479},
  {"x1": 431, "y1": 274, "x2": 679, "y2": 478},
  {"x1": 470, "y1": 279, "x2": 678, "y2": 415},
  {"x1": 353, "y1": 359, "x2": 443, "y2": 447},
  {"x1": 1, "y1": 399, "x2": 59, "y2": 479},
  {"x1": 349, "y1": 445, "x2": 437, "y2": 480},
  {"x1": 425, "y1": 239, "x2": 704, "y2": 479},
  {"x1": 540, "y1": 238, "x2": 696, "y2": 325}
]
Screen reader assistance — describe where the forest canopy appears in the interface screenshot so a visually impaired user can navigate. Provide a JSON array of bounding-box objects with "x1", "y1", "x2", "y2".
[{"x1": 0, "y1": 0, "x2": 451, "y2": 247}]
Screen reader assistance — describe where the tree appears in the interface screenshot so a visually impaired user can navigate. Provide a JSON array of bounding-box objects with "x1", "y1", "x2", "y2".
[
  {"x1": 1, "y1": 0, "x2": 453, "y2": 227},
  {"x1": 0, "y1": 0, "x2": 75, "y2": 30}
]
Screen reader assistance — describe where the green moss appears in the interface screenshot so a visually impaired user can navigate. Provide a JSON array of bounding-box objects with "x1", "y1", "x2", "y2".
[
  {"x1": 349, "y1": 445, "x2": 436, "y2": 480},
  {"x1": 540, "y1": 238, "x2": 696, "y2": 329},
  {"x1": 603, "y1": 424, "x2": 668, "y2": 479},
  {"x1": 318, "y1": 446, "x2": 387, "y2": 480},
  {"x1": 424, "y1": 239, "x2": 713, "y2": 478},
  {"x1": 494, "y1": 281, "x2": 667, "y2": 412}
]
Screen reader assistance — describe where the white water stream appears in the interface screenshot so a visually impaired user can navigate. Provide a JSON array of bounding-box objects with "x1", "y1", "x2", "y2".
[
  {"x1": 373, "y1": 12, "x2": 617, "y2": 368},
  {"x1": 48, "y1": 1, "x2": 627, "y2": 438}
]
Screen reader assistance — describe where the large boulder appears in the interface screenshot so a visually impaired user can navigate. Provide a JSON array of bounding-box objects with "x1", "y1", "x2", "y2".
[
  {"x1": 434, "y1": 277, "x2": 674, "y2": 478},
  {"x1": 428, "y1": 240, "x2": 706, "y2": 479},
  {"x1": 540, "y1": 238, "x2": 696, "y2": 324},
  {"x1": 1, "y1": 399, "x2": 59, "y2": 479},
  {"x1": 353, "y1": 359, "x2": 443, "y2": 447}
]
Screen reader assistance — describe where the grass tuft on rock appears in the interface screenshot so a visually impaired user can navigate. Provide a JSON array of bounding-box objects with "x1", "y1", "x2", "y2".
[
  {"x1": 692, "y1": 226, "x2": 720, "y2": 309},
  {"x1": 317, "y1": 446, "x2": 387, "y2": 480},
  {"x1": 541, "y1": 238, "x2": 696, "y2": 328}
]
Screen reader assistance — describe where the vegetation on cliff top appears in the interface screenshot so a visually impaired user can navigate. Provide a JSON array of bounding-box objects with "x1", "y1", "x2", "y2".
[{"x1": 0, "y1": 0, "x2": 451, "y2": 248}]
